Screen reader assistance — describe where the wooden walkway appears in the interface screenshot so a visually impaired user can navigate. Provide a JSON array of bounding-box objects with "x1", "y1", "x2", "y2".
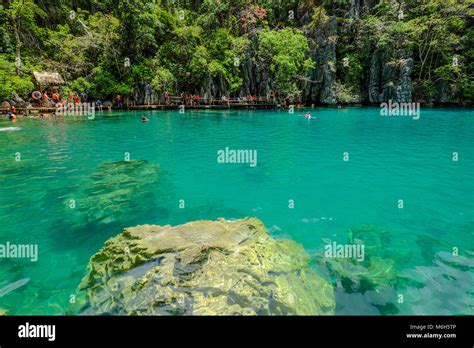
[
  {"x1": 128, "y1": 103, "x2": 278, "y2": 110},
  {"x1": 13, "y1": 100, "x2": 281, "y2": 115}
]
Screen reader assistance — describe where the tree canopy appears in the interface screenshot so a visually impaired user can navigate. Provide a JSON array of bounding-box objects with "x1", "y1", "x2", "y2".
[{"x1": 0, "y1": 0, "x2": 472, "y2": 104}]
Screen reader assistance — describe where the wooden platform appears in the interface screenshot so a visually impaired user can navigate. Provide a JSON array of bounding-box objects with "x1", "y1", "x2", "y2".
[
  {"x1": 127, "y1": 103, "x2": 278, "y2": 110},
  {"x1": 12, "y1": 102, "x2": 281, "y2": 115}
]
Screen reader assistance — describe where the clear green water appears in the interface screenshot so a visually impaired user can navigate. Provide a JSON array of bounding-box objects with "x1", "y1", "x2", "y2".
[{"x1": 0, "y1": 107, "x2": 472, "y2": 315}]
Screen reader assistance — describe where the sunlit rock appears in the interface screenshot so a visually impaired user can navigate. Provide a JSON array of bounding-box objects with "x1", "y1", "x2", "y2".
[{"x1": 79, "y1": 218, "x2": 335, "y2": 315}]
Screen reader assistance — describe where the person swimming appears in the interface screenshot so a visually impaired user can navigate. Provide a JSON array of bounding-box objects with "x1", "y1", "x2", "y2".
[
  {"x1": 141, "y1": 116, "x2": 149, "y2": 123},
  {"x1": 6, "y1": 108, "x2": 16, "y2": 121},
  {"x1": 300, "y1": 112, "x2": 315, "y2": 119}
]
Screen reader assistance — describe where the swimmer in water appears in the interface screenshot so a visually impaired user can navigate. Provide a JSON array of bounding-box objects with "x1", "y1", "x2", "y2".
[
  {"x1": 7, "y1": 109, "x2": 16, "y2": 121},
  {"x1": 301, "y1": 112, "x2": 315, "y2": 119},
  {"x1": 141, "y1": 116, "x2": 149, "y2": 123}
]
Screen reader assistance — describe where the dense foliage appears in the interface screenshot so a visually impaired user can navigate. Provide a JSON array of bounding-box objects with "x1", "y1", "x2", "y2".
[{"x1": 0, "y1": 0, "x2": 472, "y2": 104}]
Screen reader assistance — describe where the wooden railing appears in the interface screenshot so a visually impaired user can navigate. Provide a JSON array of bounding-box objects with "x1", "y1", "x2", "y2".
[{"x1": 6, "y1": 96, "x2": 286, "y2": 114}]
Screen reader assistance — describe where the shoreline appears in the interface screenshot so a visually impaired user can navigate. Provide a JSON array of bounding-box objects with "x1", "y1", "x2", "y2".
[{"x1": 5, "y1": 103, "x2": 474, "y2": 119}]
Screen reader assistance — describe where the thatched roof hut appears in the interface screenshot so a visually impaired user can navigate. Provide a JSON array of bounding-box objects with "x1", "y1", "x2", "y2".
[{"x1": 33, "y1": 71, "x2": 65, "y2": 86}]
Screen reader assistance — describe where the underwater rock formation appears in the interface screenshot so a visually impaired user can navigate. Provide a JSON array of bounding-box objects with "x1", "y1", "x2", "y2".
[
  {"x1": 79, "y1": 218, "x2": 335, "y2": 315},
  {"x1": 399, "y1": 251, "x2": 474, "y2": 315},
  {"x1": 316, "y1": 225, "x2": 398, "y2": 293},
  {"x1": 65, "y1": 160, "x2": 164, "y2": 225},
  {"x1": 316, "y1": 224, "x2": 473, "y2": 314}
]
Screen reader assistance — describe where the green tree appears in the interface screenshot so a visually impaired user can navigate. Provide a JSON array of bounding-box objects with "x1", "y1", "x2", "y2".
[
  {"x1": 6, "y1": 0, "x2": 45, "y2": 75},
  {"x1": 0, "y1": 54, "x2": 34, "y2": 100},
  {"x1": 259, "y1": 28, "x2": 314, "y2": 97}
]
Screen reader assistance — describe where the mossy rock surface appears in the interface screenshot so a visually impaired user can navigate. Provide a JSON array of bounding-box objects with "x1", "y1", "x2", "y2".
[{"x1": 79, "y1": 218, "x2": 335, "y2": 315}]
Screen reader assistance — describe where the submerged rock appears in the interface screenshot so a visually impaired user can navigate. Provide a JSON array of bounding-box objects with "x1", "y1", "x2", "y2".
[
  {"x1": 399, "y1": 251, "x2": 474, "y2": 315},
  {"x1": 79, "y1": 218, "x2": 335, "y2": 315},
  {"x1": 65, "y1": 160, "x2": 166, "y2": 225},
  {"x1": 316, "y1": 225, "x2": 399, "y2": 293}
]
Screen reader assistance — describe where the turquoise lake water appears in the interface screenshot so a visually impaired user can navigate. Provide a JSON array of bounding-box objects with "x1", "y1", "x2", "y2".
[{"x1": 0, "y1": 107, "x2": 472, "y2": 315}]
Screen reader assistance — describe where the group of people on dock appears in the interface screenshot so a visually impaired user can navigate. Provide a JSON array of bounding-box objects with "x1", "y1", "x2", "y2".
[
  {"x1": 32, "y1": 89, "x2": 90, "y2": 108},
  {"x1": 178, "y1": 92, "x2": 201, "y2": 106},
  {"x1": 163, "y1": 91, "x2": 262, "y2": 107},
  {"x1": 3, "y1": 83, "x2": 308, "y2": 120},
  {"x1": 28, "y1": 89, "x2": 124, "y2": 114},
  {"x1": 30, "y1": 86, "x2": 290, "y2": 110},
  {"x1": 28, "y1": 88, "x2": 126, "y2": 108}
]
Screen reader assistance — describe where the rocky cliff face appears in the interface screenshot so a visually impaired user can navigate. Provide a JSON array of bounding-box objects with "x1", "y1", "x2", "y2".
[
  {"x1": 302, "y1": 16, "x2": 338, "y2": 105},
  {"x1": 396, "y1": 58, "x2": 414, "y2": 103},
  {"x1": 200, "y1": 35, "x2": 273, "y2": 100},
  {"x1": 348, "y1": 0, "x2": 381, "y2": 19},
  {"x1": 240, "y1": 36, "x2": 274, "y2": 99},
  {"x1": 79, "y1": 218, "x2": 335, "y2": 315},
  {"x1": 128, "y1": 0, "x2": 464, "y2": 106},
  {"x1": 368, "y1": 54, "x2": 414, "y2": 104},
  {"x1": 133, "y1": 82, "x2": 161, "y2": 105}
]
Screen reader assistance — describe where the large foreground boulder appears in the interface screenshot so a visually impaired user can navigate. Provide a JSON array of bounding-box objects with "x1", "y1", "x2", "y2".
[{"x1": 79, "y1": 218, "x2": 335, "y2": 315}]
